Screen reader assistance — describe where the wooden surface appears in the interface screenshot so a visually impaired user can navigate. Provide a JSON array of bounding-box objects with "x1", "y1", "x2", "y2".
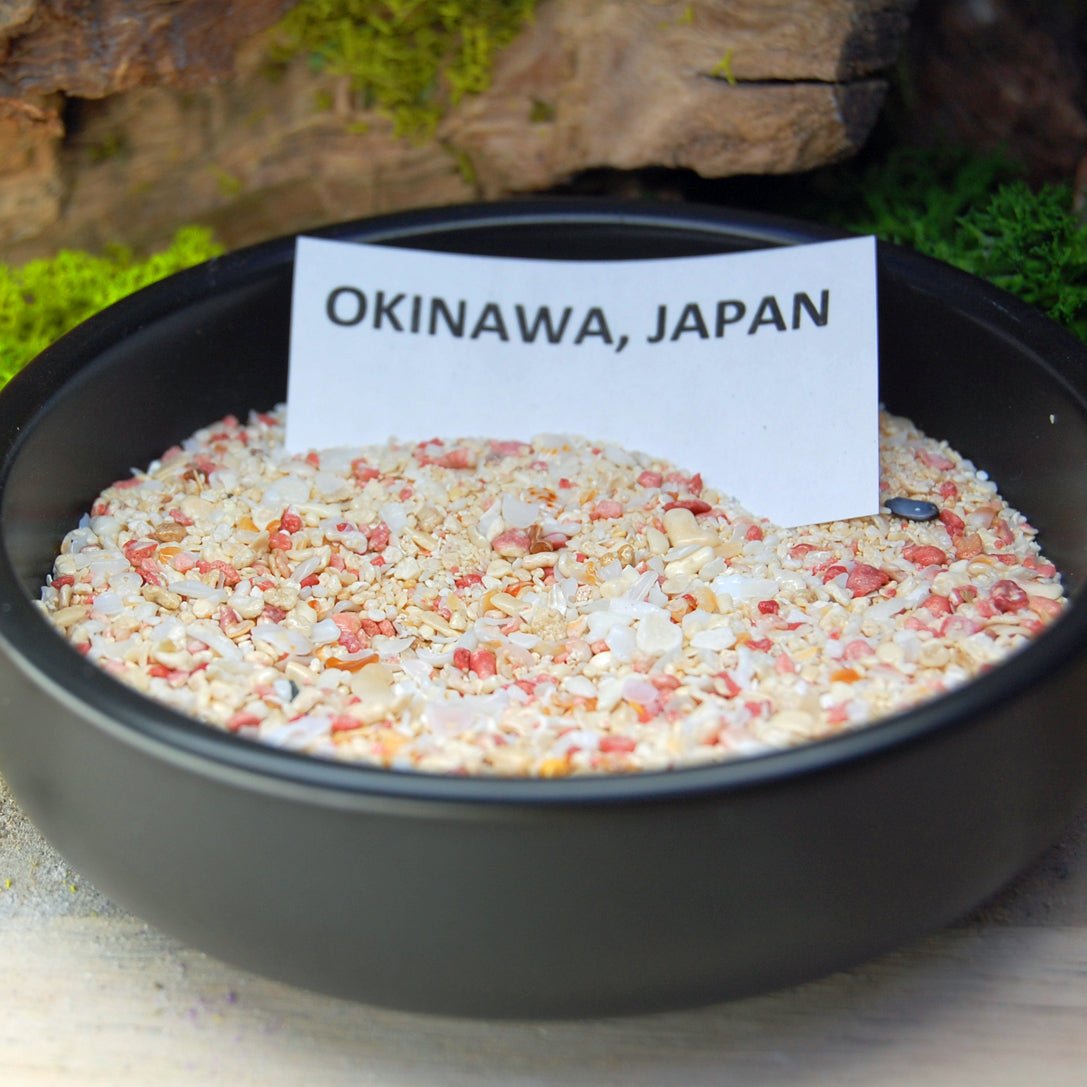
[{"x1": 1, "y1": 775, "x2": 1086, "y2": 1085}]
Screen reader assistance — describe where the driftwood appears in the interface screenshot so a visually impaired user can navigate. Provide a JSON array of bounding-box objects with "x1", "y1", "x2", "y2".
[
  {"x1": 0, "y1": 0, "x2": 916, "y2": 260},
  {"x1": 0, "y1": 0, "x2": 294, "y2": 97}
]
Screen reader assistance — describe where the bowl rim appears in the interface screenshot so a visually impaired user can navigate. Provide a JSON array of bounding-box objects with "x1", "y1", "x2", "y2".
[{"x1": 3, "y1": 196, "x2": 1087, "y2": 807}]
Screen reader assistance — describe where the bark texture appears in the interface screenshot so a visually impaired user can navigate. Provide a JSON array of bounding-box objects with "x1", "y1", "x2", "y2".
[{"x1": 0, "y1": 0, "x2": 294, "y2": 97}]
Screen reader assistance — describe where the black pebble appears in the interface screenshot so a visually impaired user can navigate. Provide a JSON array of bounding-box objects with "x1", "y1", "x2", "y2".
[{"x1": 885, "y1": 496, "x2": 940, "y2": 521}]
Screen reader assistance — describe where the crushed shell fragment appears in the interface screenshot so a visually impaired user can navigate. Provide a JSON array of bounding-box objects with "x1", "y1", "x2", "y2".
[{"x1": 38, "y1": 406, "x2": 1066, "y2": 777}]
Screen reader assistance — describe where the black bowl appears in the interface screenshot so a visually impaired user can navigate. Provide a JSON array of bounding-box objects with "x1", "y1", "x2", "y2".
[{"x1": 2, "y1": 201, "x2": 1087, "y2": 1018}]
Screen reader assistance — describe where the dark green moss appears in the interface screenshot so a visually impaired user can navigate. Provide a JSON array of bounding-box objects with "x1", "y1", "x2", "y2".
[
  {"x1": 820, "y1": 148, "x2": 1087, "y2": 341},
  {"x1": 87, "y1": 130, "x2": 129, "y2": 164},
  {"x1": 528, "y1": 97, "x2": 554, "y2": 124}
]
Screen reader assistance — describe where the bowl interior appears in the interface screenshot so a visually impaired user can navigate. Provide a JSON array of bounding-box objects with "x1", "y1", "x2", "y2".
[{"x1": 2, "y1": 202, "x2": 1087, "y2": 782}]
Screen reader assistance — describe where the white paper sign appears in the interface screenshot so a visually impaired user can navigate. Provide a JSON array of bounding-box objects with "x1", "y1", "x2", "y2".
[{"x1": 286, "y1": 234, "x2": 879, "y2": 527}]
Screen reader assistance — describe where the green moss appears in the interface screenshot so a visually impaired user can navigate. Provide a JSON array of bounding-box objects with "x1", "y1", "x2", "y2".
[
  {"x1": 819, "y1": 147, "x2": 1087, "y2": 342},
  {"x1": 87, "y1": 131, "x2": 129, "y2": 164},
  {"x1": 819, "y1": 147, "x2": 1016, "y2": 252},
  {"x1": 445, "y1": 143, "x2": 478, "y2": 187},
  {"x1": 528, "y1": 97, "x2": 554, "y2": 124},
  {"x1": 659, "y1": 4, "x2": 694, "y2": 29},
  {"x1": 710, "y1": 49, "x2": 737, "y2": 85},
  {"x1": 950, "y1": 181, "x2": 1087, "y2": 339},
  {"x1": 0, "y1": 226, "x2": 224, "y2": 389},
  {"x1": 270, "y1": 0, "x2": 536, "y2": 139},
  {"x1": 211, "y1": 167, "x2": 245, "y2": 198}
]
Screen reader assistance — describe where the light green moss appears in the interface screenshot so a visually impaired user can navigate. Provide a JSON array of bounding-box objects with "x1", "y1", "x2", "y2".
[
  {"x1": 270, "y1": 0, "x2": 536, "y2": 139},
  {"x1": 0, "y1": 226, "x2": 224, "y2": 389},
  {"x1": 710, "y1": 49, "x2": 736, "y2": 85}
]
